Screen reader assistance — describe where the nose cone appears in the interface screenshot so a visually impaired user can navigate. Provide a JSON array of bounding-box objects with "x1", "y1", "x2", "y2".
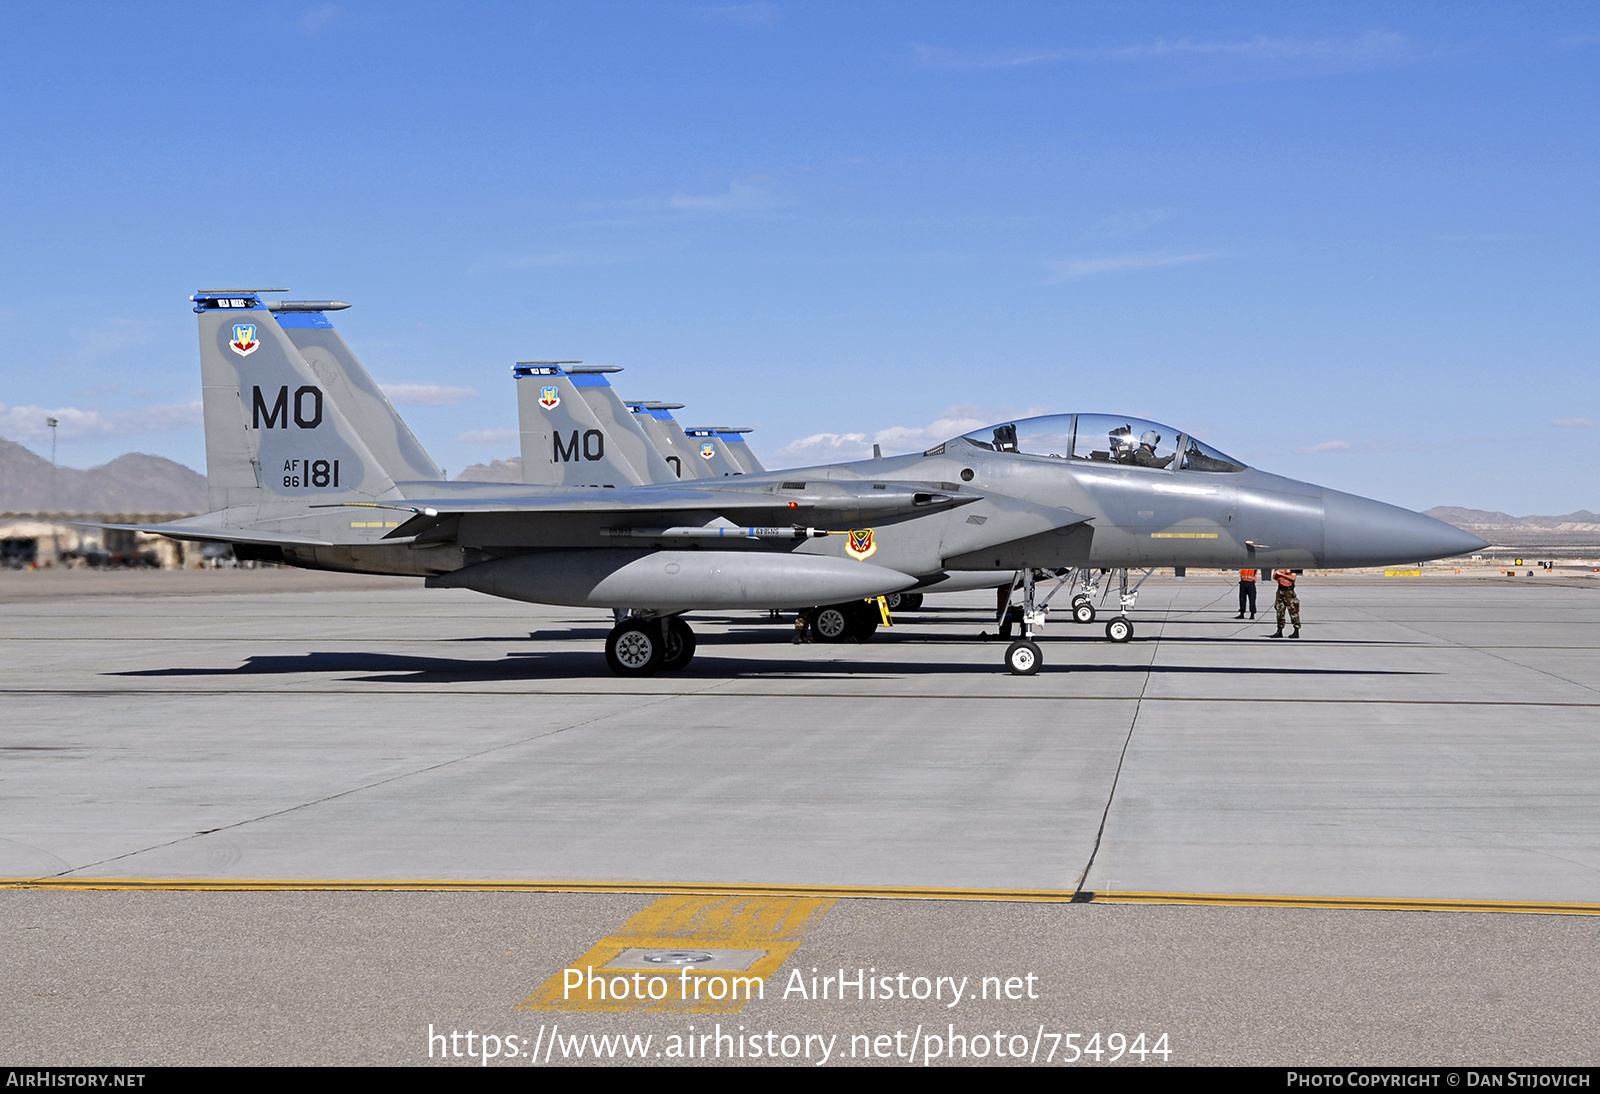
[{"x1": 1322, "y1": 489, "x2": 1490, "y2": 567}]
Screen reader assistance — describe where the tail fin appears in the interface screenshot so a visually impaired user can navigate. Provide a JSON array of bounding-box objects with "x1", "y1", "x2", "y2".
[
  {"x1": 712, "y1": 428, "x2": 765, "y2": 473},
  {"x1": 682, "y1": 427, "x2": 746, "y2": 477},
  {"x1": 626, "y1": 402, "x2": 704, "y2": 480},
  {"x1": 194, "y1": 291, "x2": 399, "y2": 510},
  {"x1": 273, "y1": 304, "x2": 444, "y2": 484},
  {"x1": 561, "y1": 366, "x2": 678, "y2": 484},
  {"x1": 514, "y1": 362, "x2": 650, "y2": 487}
]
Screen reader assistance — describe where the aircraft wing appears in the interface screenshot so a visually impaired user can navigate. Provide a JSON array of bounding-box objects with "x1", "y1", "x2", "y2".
[
  {"x1": 74, "y1": 521, "x2": 336, "y2": 548},
  {"x1": 383, "y1": 481, "x2": 980, "y2": 544}
]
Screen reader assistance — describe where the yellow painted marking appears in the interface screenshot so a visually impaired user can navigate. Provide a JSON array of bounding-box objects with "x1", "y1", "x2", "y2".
[
  {"x1": 517, "y1": 894, "x2": 834, "y2": 1013},
  {"x1": 4, "y1": 879, "x2": 1594, "y2": 917},
  {"x1": 1150, "y1": 532, "x2": 1219, "y2": 539},
  {"x1": 349, "y1": 521, "x2": 401, "y2": 528},
  {"x1": 1384, "y1": 569, "x2": 1423, "y2": 577}
]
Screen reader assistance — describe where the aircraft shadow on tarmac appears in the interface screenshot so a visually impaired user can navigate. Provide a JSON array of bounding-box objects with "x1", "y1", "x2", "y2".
[{"x1": 110, "y1": 652, "x2": 1431, "y2": 684}]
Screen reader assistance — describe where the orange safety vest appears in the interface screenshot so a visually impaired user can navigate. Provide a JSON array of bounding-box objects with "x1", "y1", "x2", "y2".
[
  {"x1": 1274, "y1": 569, "x2": 1296, "y2": 588},
  {"x1": 1240, "y1": 569, "x2": 1257, "y2": 582}
]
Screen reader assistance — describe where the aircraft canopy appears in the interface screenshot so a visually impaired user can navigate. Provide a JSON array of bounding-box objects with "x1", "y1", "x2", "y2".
[{"x1": 955, "y1": 413, "x2": 1246, "y2": 472}]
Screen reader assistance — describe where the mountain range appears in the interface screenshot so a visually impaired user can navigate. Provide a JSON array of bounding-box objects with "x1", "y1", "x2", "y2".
[{"x1": 0, "y1": 436, "x2": 208, "y2": 514}]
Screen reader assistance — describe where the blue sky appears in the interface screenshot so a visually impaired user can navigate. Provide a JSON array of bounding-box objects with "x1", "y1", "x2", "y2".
[{"x1": 0, "y1": 2, "x2": 1595, "y2": 513}]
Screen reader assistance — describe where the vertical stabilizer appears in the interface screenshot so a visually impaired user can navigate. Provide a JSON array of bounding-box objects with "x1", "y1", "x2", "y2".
[
  {"x1": 274, "y1": 305, "x2": 444, "y2": 483},
  {"x1": 193, "y1": 291, "x2": 400, "y2": 511},
  {"x1": 627, "y1": 402, "x2": 704, "y2": 480},
  {"x1": 514, "y1": 363, "x2": 647, "y2": 487},
  {"x1": 682, "y1": 427, "x2": 746, "y2": 477},
  {"x1": 564, "y1": 367, "x2": 678, "y2": 484},
  {"x1": 715, "y1": 428, "x2": 765, "y2": 474}
]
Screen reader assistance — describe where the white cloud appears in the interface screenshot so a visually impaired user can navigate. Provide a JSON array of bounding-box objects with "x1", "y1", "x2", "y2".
[
  {"x1": 458, "y1": 428, "x2": 518, "y2": 446},
  {"x1": 1047, "y1": 252, "x2": 1218, "y2": 281},
  {"x1": 913, "y1": 31, "x2": 1409, "y2": 73},
  {"x1": 381, "y1": 383, "x2": 478, "y2": 406},
  {"x1": 505, "y1": 252, "x2": 583, "y2": 267},
  {"x1": 467, "y1": 250, "x2": 621, "y2": 274},
  {"x1": 297, "y1": 4, "x2": 341, "y2": 34},
  {"x1": 669, "y1": 176, "x2": 784, "y2": 213},
  {"x1": 772, "y1": 403, "x2": 1050, "y2": 466},
  {"x1": 584, "y1": 177, "x2": 788, "y2": 226},
  {"x1": 911, "y1": 44, "x2": 1073, "y2": 71},
  {"x1": 1094, "y1": 208, "x2": 1175, "y2": 238},
  {"x1": 1294, "y1": 439, "x2": 1400, "y2": 455},
  {"x1": 773, "y1": 431, "x2": 875, "y2": 464},
  {"x1": 72, "y1": 317, "x2": 161, "y2": 361},
  {"x1": 0, "y1": 401, "x2": 203, "y2": 442},
  {"x1": 692, "y1": 3, "x2": 780, "y2": 28},
  {"x1": 1436, "y1": 232, "x2": 1531, "y2": 243},
  {"x1": 1553, "y1": 418, "x2": 1598, "y2": 429}
]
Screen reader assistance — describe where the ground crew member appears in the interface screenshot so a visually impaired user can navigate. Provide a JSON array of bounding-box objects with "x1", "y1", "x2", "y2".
[
  {"x1": 1272, "y1": 568, "x2": 1301, "y2": 638},
  {"x1": 1235, "y1": 568, "x2": 1257, "y2": 619}
]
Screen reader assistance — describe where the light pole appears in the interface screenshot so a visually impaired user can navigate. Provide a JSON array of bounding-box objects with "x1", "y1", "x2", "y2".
[{"x1": 47, "y1": 416, "x2": 59, "y2": 563}]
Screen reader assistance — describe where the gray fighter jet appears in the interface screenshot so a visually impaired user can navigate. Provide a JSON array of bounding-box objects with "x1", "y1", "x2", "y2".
[{"x1": 117, "y1": 290, "x2": 1487, "y2": 677}]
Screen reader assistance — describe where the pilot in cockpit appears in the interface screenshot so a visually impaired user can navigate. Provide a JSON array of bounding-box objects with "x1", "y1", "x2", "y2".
[{"x1": 1132, "y1": 429, "x2": 1174, "y2": 469}]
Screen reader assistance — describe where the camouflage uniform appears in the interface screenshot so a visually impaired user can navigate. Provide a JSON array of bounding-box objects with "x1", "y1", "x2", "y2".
[{"x1": 1273, "y1": 570, "x2": 1301, "y2": 631}]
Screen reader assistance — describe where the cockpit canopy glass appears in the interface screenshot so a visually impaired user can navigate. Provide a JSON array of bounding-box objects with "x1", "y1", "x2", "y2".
[
  {"x1": 1179, "y1": 435, "x2": 1247, "y2": 473},
  {"x1": 956, "y1": 413, "x2": 1245, "y2": 472}
]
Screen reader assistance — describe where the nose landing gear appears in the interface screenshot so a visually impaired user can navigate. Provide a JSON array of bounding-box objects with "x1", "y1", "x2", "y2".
[
  {"x1": 1005, "y1": 639, "x2": 1041, "y2": 675},
  {"x1": 999, "y1": 569, "x2": 1053, "y2": 674}
]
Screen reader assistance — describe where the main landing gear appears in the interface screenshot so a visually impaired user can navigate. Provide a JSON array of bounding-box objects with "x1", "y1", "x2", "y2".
[
  {"x1": 809, "y1": 599, "x2": 882, "y2": 643},
  {"x1": 993, "y1": 565, "x2": 1155, "y2": 672},
  {"x1": 1058, "y1": 567, "x2": 1148, "y2": 643},
  {"x1": 604, "y1": 615, "x2": 696, "y2": 677}
]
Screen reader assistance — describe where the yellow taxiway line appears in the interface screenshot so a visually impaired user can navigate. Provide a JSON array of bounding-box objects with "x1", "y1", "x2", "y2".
[{"x1": 4, "y1": 877, "x2": 1600, "y2": 916}]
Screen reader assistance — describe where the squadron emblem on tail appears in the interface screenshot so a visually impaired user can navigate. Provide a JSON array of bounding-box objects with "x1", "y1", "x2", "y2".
[{"x1": 229, "y1": 324, "x2": 259, "y2": 356}]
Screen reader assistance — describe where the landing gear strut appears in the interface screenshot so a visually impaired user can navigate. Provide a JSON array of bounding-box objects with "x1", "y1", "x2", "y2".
[
  {"x1": 999, "y1": 569, "x2": 1048, "y2": 675},
  {"x1": 662, "y1": 617, "x2": 696, "y2": 670},
  {"x1": 1055, "y1": 567, "x2": 1152, "y2": 642},
  {"x1": 1102, "y1": 567, "x2": 1152, "y2": 642}
]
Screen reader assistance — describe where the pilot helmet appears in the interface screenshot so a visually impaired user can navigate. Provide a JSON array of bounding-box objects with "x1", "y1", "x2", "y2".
[{"x1": 1140, "y1": 430, "x2": 1160, "y2": 448}]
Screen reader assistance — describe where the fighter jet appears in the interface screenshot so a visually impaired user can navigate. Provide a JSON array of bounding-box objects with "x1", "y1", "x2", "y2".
[{"x1": 115, "y1": 290, "x2": 1487, "y2": 677}]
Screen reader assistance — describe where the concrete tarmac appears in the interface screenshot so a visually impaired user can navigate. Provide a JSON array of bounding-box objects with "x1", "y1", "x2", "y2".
[{"x1": 2, "y1": 568, "x2": 1597, "y2": 1065}]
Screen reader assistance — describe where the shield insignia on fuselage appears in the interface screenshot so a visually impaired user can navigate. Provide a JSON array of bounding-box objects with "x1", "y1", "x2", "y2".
[
  {"x1": 229, "y1": 324, "x2": 259, "y2": 356},
  {"x1": 538, "y1": 386, "x2": 560, "y2": 410},
  {"x1": 846, "y1": 528, "x2": 877, "y2": 560},
  {"x1": 700, "y1": 442, "x2": 716, "y2": 460}
]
